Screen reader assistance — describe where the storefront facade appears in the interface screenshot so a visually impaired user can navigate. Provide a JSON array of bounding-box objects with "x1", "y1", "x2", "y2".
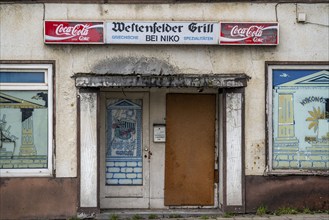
[{"x1": 0, "y1": 1, "x2": 328, "y2": 219}]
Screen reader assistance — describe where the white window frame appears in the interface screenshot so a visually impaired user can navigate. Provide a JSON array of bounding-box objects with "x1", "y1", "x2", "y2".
[
  {"x1": 267, "y1": 64, "x2": 329, "y2": 175},
  {"x1": 0, "y1": 63, "x2": 53, "y2": 177}
]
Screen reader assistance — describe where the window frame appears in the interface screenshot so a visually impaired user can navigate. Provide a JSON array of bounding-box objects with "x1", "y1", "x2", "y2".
[
  {"x1": 266, "y1": 62, "x2": 329, "y2": 175},
  {"x1": 0, "y1": 63, "x2": 54, "y2": 177}
]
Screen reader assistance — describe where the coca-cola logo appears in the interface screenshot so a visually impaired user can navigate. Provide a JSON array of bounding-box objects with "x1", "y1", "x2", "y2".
[
  {"x1": 231, "y1": 25, "x2": 263, "y2": 37},
  {"x1": 45, "y1": 22, "x2": 104, "y2": 43},
  {"x1": 230, "y1": 25, "x2": 264, "y2": 42},
  {"x1": 55, "y1": 24, "x2": 90, "y2": 37},
  {"x1": 220, "y1": 23, "x2": 278, "y2": 44}
]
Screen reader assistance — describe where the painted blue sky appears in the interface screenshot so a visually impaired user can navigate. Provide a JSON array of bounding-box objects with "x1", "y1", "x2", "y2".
[{"x1": 272, "y1": 69, "x2": 327, "y2": 86}]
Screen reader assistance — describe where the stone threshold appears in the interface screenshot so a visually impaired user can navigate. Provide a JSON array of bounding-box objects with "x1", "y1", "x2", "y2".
[{"x1": 97, "y1": 209, "x2": 223, "y2": 220}]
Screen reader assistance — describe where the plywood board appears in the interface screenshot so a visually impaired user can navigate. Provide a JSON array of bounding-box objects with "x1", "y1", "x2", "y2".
[{"x1": 165, "y1": 94, "x2": 215, "y2": 206}]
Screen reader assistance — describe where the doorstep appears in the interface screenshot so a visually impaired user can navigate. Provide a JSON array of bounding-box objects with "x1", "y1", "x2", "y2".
[{"x1": 96, "y1": 209, "x2": 223, "y2": 220}]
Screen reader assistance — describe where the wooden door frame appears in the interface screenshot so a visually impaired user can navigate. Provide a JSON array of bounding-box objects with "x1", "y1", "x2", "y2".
[
  {"x1": 219, "y1": 88, "x2": 246, "y2": 213},
  {"x1": 78, "y1": 88, "x2": 101, "y2": 215}
]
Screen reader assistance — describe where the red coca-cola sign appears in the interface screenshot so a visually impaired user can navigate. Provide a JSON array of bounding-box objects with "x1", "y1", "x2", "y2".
[
  {"x1": 220, "y1": 22, "x2": 279, "y2": 45},
  {"x1": 44, "y1": 21, "x2": 104, "y2": 44}
]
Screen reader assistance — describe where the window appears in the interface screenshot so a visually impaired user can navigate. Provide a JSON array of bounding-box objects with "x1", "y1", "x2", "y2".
[
  {"x1": 267, "y1": 63, "x2": 329, "y2": 173},
  {"x1": 0, "y1": 63, "x2": 53, "y2": 177}
]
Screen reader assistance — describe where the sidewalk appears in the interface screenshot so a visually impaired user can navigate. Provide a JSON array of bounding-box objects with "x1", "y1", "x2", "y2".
[
  {"x1": 96, "y1": 213, "x2": 329, "y2": 220},
  {"x1": 190, "y1": 214, "x2": 328, "y2": 220}
]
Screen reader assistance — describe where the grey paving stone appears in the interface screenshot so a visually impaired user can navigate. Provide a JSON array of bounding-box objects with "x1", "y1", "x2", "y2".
[
  {"x1": 303, "y1": 218, "x2": 326, "y2": 220},
  {"x1": 285, "y1": 217, "x2": 305, "y2": 220},
  {"x1": 268, "y1": 216, "x2": 289, "y2": 220},
  {"x1": 300, "y1": 214, "x2": 327, "y2": 220},
  {"x1": 233, "y1": 217, "x2": 253, "y2": 220},
  {"x1": 251, "y1": 217, "x2": 270, "y2": 220},
  {"x1": 98, "y1": 213, "x2": 329, "y2": 220}
]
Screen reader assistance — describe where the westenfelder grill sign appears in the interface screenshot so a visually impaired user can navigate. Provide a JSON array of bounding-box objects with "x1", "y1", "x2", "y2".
[
  {"x1": 107, "y1": 21, "x2": 219, "y2": 44},
  {"x1": 44, "y1": 21, "x2": 279, "y2": 45}
]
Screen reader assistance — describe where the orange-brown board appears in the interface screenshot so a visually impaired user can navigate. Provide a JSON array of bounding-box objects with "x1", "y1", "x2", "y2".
[{"x1": 165, "y1": 94, "x2": 216, "y2": 206}]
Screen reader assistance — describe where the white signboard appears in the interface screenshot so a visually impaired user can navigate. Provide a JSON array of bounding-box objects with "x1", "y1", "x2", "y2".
[
  {"x1": 153, "y1": 124, "x2": 166, "y2": 143},
  {"x1": 106, "y1": 21, "x2": 219, "y2": 45}
]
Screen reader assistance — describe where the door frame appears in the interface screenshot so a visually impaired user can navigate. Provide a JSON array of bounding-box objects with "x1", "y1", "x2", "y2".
[
  {"x1": 76, "y1": 73, "x2": 248, "y2": 214},
  {"x1": 219, "y1": 88, "x2": 246, "y2": 213}
]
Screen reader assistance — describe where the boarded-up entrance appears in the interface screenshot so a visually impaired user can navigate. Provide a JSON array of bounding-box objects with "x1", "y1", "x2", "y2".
[{"x1": 165, "y1": 94, "x2": 216, "y2": 206}]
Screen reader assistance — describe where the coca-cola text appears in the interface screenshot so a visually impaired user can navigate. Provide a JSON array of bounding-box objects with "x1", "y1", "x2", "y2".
[
  {"x1": 230, "y1": 25, "x2": 264, "y2": 38},
  {"x1": 55, "y1": 24, "x2": 90, "y2": 36}
]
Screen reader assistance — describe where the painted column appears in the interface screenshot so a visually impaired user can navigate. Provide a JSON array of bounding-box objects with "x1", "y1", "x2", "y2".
[
  {"x1": 19, "y1": 108, "x2": 37, "y2": 156},
  {"x1": 80, "y1": 91, "x2": 98, "y2": 208},
  {"x1": 273, "y1": 91, "x2": 299, "y2": 169}
]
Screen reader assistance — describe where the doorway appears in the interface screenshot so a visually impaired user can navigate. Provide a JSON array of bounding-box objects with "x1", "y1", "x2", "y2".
[
  {"x1": 100, "y1": 92, "x2": 150, "y2": 209},
  {"x1": 77, "y1": 74, "x2": 247, "y2": 213},
  {"x1": 100, "y1": 91, "x2": 217, "y2": 209}
]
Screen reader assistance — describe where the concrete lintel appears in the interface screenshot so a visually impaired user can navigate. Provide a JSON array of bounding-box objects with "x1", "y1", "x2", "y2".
[{"x1": 73, "y1": 74, "x2": 250, "y2": 89}]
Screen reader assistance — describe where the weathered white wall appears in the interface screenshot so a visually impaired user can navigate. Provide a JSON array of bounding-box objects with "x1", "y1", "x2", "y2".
[{"x1": 1, "y1": 3, "x2": 328, "y2": 177}]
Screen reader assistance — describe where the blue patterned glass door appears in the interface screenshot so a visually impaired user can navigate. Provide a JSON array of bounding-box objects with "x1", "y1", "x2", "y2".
[{"x1": 106, "y1": 99, "x2": 143, "y2": 185}]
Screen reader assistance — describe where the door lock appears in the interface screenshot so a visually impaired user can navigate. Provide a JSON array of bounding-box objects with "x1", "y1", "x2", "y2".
[
  {"x1": 144, "y1": 148, "x2": 152, "y2": 160},
  {"x1": 148, "y1": 151, "x2": 153, "y2": 160}
]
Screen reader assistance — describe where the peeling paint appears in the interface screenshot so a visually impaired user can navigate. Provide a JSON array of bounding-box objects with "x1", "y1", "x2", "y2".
[
  {"x1": 79, "y1": 90, "x2": 97, "y2": 110},
  {"x1": 77, "y1": 212, "x2": 96, "y2": 219}
]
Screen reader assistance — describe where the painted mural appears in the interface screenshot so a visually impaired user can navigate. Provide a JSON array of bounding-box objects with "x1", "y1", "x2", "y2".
[
  {"x1": 272, "y1": 69, "x2": 329, "y2": 170},
  {"x1": 0, "y1": 91, "x2": 48, "y2": 169},
  {"x1": 106, "y1": 99, "x2": 143, "y2": 185}
]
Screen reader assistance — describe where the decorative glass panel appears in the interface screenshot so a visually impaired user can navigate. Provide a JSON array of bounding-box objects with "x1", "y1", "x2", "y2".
[
  {"x1": 0, "y1": 91, "x2": 48, "y2": 169},
  {"x1": 0, "y1": 72, "x2": 45, "y2": 83},
  {"x1": 272, "y1": 69, "x2": 329, "y2": 170},
  {"x1": 106, "y1": 99, "x2": 143, "y2": 185}
]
